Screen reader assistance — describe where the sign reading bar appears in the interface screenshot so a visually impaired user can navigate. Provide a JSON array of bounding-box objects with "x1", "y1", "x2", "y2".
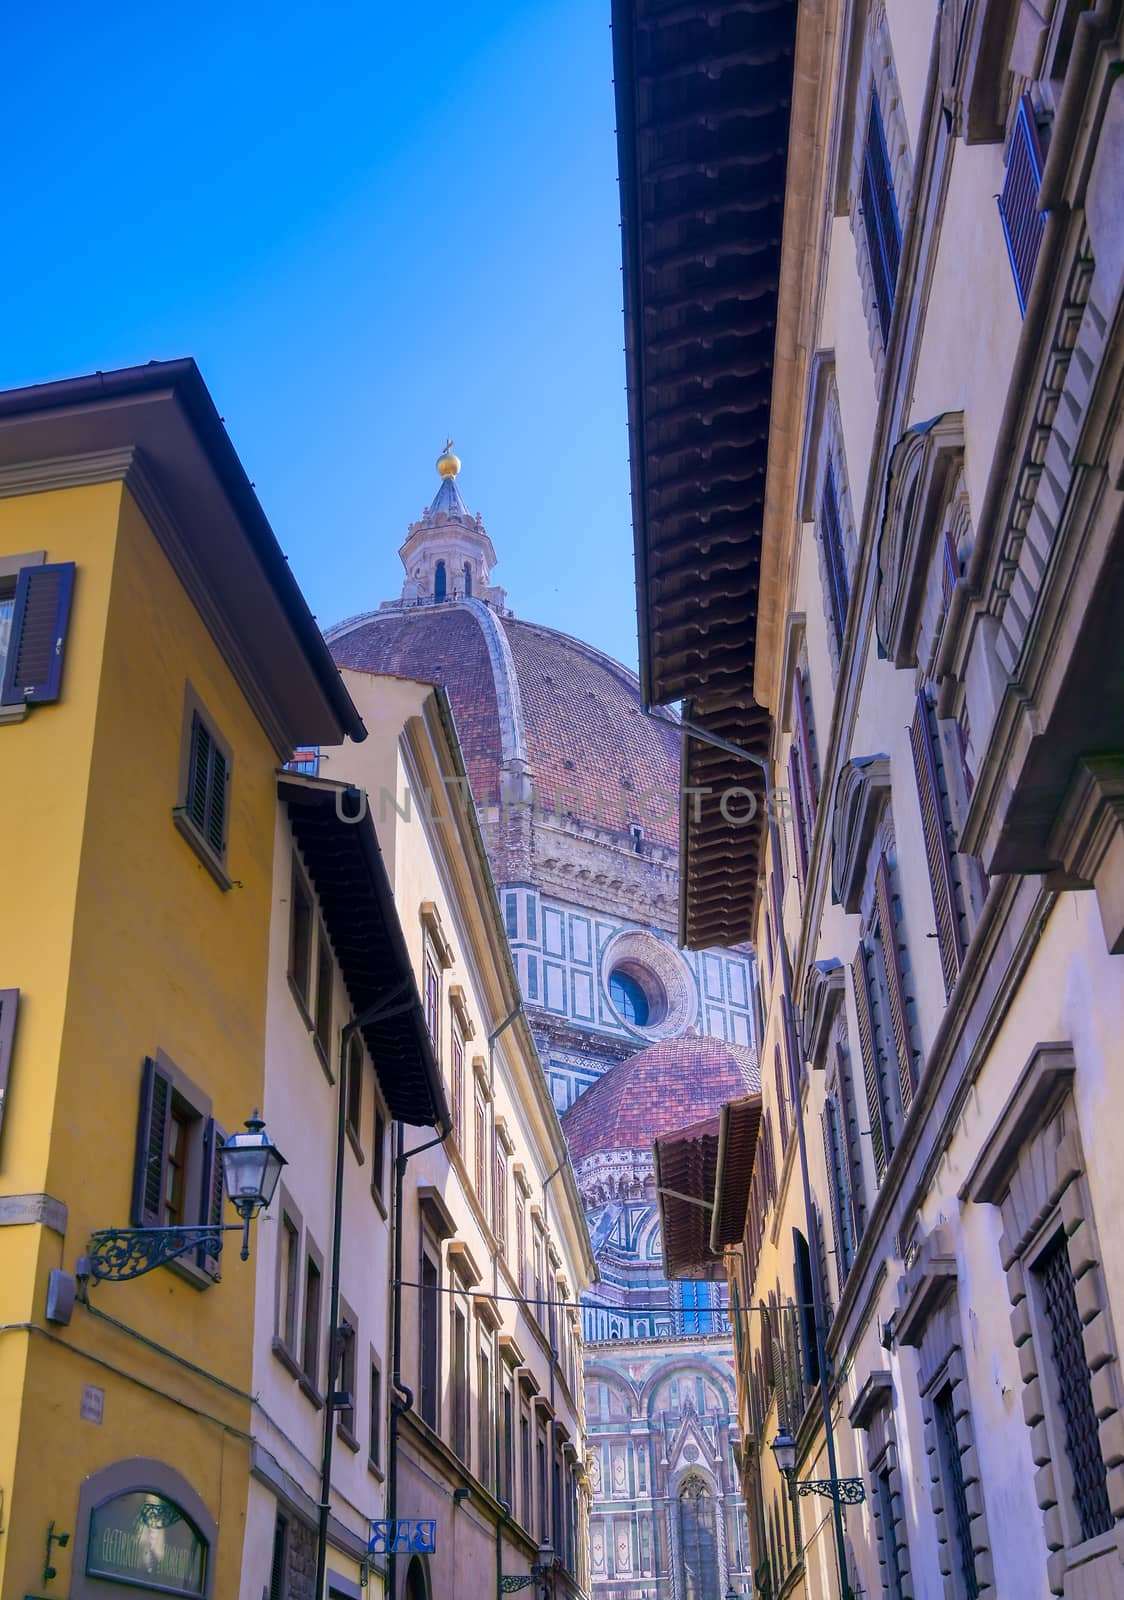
[
  {"x1": 87, "y1": 1491, "x2": 207, "y2": 1596},
  {"x1": 368, "y1": 1519, "x2": 437, "y2": 1556}
]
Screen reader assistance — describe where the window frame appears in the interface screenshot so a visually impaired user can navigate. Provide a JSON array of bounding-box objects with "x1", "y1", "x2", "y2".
[
  {"x1": 369, "y1": 1350, "x2": 384, "y2": 1476},
  {"x1": 335, "y1": 1298, "x2": 360, "y2": 1452},
  {"x1": 273, "y1": 1188, "x2": 304, "y2": 1377},
  {"x1": 313, "y1": 921, "x2": 334, "y2": 1075},
  {"x1": 300, "y1": 1236, "x2": 325, "y2": 1405},
  {"x1": 345, "y1": 1032, "x2": 365, "y2": 1164},
  {"x1": 288, "y1": 854, "x2": 315, "y2": 1020},
  {"x1": 131, "y1": 1050, "x2": 221, "y2": 1288}
]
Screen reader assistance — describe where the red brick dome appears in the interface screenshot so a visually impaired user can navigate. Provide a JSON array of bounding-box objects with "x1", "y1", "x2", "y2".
[
  {"x1": 560, "y1": 1037, "x2": 759, "y2": 1162},
  {"x1": 327, "y1": 601, "x2": 681, "y2": 850}
]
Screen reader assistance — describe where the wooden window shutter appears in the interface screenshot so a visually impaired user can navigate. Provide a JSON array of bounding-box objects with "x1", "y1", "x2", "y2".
[
  {"x1": 774, "y1": 1044, "x2": 790, "y2": 1151},
  {"x1": 875, "y1": 854, "x2": 916, "y2": 1112},
  {"x1": 199, "y1": 1118, "x2": 227, "y2": 1278},
  {"x1": 132, "y1": 1056, "x2": 174, "y2": 1227},
  {"x1": 820, "y1": 464, "x2": 850, "y2": 652},
  {"x1": 0, "y1": 562, "x2": 76, "y2": 705},
  {"x1": 998, "y1": 95, "x2": 1047, "y2": 315},
  {"x1": 187, "y1": 713, "x2": 229, "y2": 858},
  {"x1": 792, "y1": 671, "x2": 818, "y2": 821},
  {"x1": 821, "y1": 1094, "x2": 856, "y2": 1289},
  {"x1": 860, "y1": 88, "x2": 902, "y2": 343},
  {"x1": 0, "y1": 989, "x2": 19, "y2": 1143},
  {"x1": 909, "y1": 690, "x2": 963, "y2": 997},
  {"x1": 851, "y1": 950, "x2": 888, "y2": 1184},
  {"x1": 788, "y1": 746, "x2": 809, "y2": 888}
]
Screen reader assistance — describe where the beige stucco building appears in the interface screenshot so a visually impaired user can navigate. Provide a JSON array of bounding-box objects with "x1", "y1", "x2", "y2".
[
  {"x1": 613, "y1": 2, "x2": 1124, "y2": 1599},
  {"x1": 331, "y1": 669, "x2": 597, "y2": 1600}
]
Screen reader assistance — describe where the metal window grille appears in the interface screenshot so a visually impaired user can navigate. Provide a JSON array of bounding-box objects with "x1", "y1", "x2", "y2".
[
  {"x1": 934, "y1": 1385, "x2": 978, "y2": 1600},
  {"x1": 860, "y1": 89, "x2": 903, "y2": 344},
  {"x1": 1038, "y1": 1231, "x2": 1113, "y2": 1541},
  {"x1": 998, "y1": 96, "x2": 1047, "y2": 315},
  {"x1": 820, "y1": 462, "x2": 850, "y2": 652}
]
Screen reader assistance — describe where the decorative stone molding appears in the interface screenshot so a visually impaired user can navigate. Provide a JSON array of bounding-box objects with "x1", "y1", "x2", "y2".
[
  {"x1": 417, "y1": 1185, "x2": 457, "y2": 1241},
  {"x1": 965, "y1": 1043, "x2": 1124, "y2": 1594},
  {"x1": 1045, "y1": 757, "x2": 1124, "y2": 954},
  {"x1": 446, "y1": 1240, "x2": 483, "y2": 1287},
  {"x1": 448, "y1": 985, "x2": 475, "y2": 1041},
  {"x1": 802, "y1": 960, "x2": 845, "y2": 1069},
  {"x1": 875, "y1": 412, "x2": 966, "y2": 667},
  {"x1": 832, "y1": 755, "x2": 892, "y2": 911},
  {"x1": 895, "y1": 1225, "x2": 958, "y2": 1352},
  {"x1": 849, "y1": 1372, "x2": 913, "y2": 1600},
  {"x1": 419, "y1": 902, "x2": 453, "y2": 969}
]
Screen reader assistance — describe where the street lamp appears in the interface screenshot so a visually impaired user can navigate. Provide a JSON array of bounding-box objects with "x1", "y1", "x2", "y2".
[
  {"x1": 79, "y1": 1110, "x2": 286, "y2": 1283},
  {"x1": 770, "y1": 1425, "x2": 865, "y2": 1505}
]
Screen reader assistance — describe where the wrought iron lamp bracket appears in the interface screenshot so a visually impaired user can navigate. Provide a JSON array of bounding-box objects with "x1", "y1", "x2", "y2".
[
  {"x1": 78, "y1": 1222, "x2": 249, "y2": 1283},
  {"x1": 500, "y1": 1579, "x2": 535, "y2": 1593},
  {"x1": 794, "y1": 1476, "x2": 866, "y2": 1505}
]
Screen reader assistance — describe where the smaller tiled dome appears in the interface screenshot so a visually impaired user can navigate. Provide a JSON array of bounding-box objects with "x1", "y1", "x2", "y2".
[{"x1": 561, "y1": 1037, "x2": 759, "y2": 1163}]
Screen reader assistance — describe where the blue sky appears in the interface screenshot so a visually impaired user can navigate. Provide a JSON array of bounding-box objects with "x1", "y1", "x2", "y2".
[{"x1": 3, "y1": 0, "x2": 640, "y2": 668}]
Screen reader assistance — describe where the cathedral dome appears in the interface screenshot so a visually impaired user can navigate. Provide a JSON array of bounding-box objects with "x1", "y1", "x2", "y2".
[
  {"x1": 560, "y1": 1036, "x2": 759, "y2": 1163},
  {"x1": 326, "y1": 457, "x2": 683, "y2": 852}
]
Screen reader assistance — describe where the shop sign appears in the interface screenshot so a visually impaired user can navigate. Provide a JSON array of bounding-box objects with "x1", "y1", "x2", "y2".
[
  {"x1": 87, "y1": 1491, "x2": 207, "y2": 1595},
  {"x1": 368, "y1": 1519, "x2": 437, "y2": 1555}
]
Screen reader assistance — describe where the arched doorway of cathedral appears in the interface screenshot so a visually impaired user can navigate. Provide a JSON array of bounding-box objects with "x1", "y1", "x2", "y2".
[
  {"x1": 678, "y1": 1471, "x2": 720, "y2": 1600},
  {"x1": 404, "y1": 1554, "x2": 430, "y2": 1600}
]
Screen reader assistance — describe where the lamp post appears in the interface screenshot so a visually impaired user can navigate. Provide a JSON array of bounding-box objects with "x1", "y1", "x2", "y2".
[
  {"x1": 79, "y1": 1111, "x2": 285, "y2": 1283},
  {"x1": 770, "y1": 1428, "x2": 865, "y2": 1506}
]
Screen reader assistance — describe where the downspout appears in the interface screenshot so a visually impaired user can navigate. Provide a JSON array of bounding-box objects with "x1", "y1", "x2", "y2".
[
  {"x1": 541, "y1": 1158, "x2": 567, "y2": 1582},
  {"x1": 488, "y1": 1002, "x2": 523, "y2": 1600},
  {"x1": 388, "y1": 1114, "x2": 451, "y2": 1600},
  {"x1": 315, "y1": 980, "x2": 419, "y2": 1600}
]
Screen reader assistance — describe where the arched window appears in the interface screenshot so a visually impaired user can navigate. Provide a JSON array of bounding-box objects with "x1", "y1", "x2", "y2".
[
  {"x1": 609, "y1": 969, "x2": 649, "y2": 1026},
  {"x1": 434, "y1": 560, "x2": 447, "y2": 602},
  {"x1": 463, "y1": 562, "x2": 473, "y2": 597},
  {"x1": 679, "y1": 1475, "x2": 719, "y2": 1600}
]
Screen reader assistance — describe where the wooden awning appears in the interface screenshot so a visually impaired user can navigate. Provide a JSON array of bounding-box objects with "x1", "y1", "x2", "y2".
[
  {"x1": 613, "y1": 0, "x2": 798, "y2": 947},
  {"x1": 653, "y1": 1093, "x2": 762, "y2": 1279}
]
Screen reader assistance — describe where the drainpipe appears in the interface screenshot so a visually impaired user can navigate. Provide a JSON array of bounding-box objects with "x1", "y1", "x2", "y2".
[
  {"x1": 314, "y1": 980, "x2": 419, "y2": 1600},
  {"x1": 643, "y1": 706, "x2": 854, "y2": 1600},
  {"x1": 540, "y1": 1158, "x2": 567, "y2": 1580},
  {"x1": 388, "y1": 1114, "x2": 451, "y2": 1600}
]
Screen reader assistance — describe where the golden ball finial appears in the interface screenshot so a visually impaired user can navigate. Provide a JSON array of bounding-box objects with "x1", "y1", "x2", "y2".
[{"x1": 436, "y1": 438, "x2": 461, "y2": 479}]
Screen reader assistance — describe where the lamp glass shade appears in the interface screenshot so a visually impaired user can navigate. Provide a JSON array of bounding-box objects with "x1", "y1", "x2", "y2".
[
  {"x1": 220, "y1": 1114, "x2": 286, "y2": 1215},
  {"x1": 770, "y1": 1427, "x2": 797, "y2": 1475}
]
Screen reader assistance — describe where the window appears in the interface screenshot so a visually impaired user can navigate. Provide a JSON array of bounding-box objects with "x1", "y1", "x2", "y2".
[
  {"x1": 336, "y1": 1308, "x2": 358, "y2": 1446},
  {"x1": 537, "y1": 1425, "x2": 548, "y2": 1540},
  {"x1": 876, "y1": 1467, "x2": 905, "y2": 1600},
  {"x1": 1035, "y1": 1230, "x2": 1112, "y2": 1542},
  {"x1": 860, "y1": 87, "x2": 902, "y2": 345},
  {"x1": 521, "y1": 1409, "x2": 532, "y2": 1529},
  {"x1": 346, "y1": 1034, "x2": 363, "y2": 1154},
  {"x1": 0, "y1": 560, "x2": 75, "y2": 707},
  {"x1": 369, "y1": 1356, "x2": 383, "y2": 1468},
  {"x1": 998, "y1": 95, "x2": 1047, "y2": 315},
  {"x1": 474, "y1": 1090, "x2": 487, "y2": 1206},
  {"x1": 268, "y1": 1510, "x2": 288, "y2": 1600},
  {"x1": 302, "y1": 1252, "x2": 323, "y2": 1391},
  {"x1": 680, "y1": 1280, "x2": 713, "y2": 1336},
  {"x1": 463, "y1": 562, "x2": 473, "y2": 597},
  {"x1": 516, "y1": 1192, "x2": 527, "y2": 1294},
  {"x1": 502, "y1": 1377, "x2": 515, "y2": 1505},
  {"x1": 609, "y1": 969, "x2": 649, "y2": 1026},
  {"x1": 452, "y1": 1032, "x2": 464, "y2": 1147},
  {"x1": 131, "y1": 1054, "x2": 224, "y2": 1281},
  {"x1": 505, "y1": 892, "x2": 519, "y2": 940},
  {"x1": 372, "y1": 1104, "x2": 387, "y2": 1204},
  {"x1": 434, "y1": 559, "x2": 447, "y2": 602},
  {"x1": 420, "y1": 1250, "x2": 440, "y2": 1429},
  {"x1": 424, "y1": 955, "x2": 440, "y2": 1045},
  {"x1": 314, "y1": 927, "x2": 334, "y2": 1065},
  {"x1": 822, "y1": 1090, "x2": 858, "y2": 1288},
  {"x1": 909, "y1": 689, "x2": 981, "y2": 998},
  {"x1": 452, "y1": 1304, "x2": 469, "y2": 1461},
  {"x1": 934, "y1": 1383, "x2": 979, "y2": 1599},
  {"x1": 478, "y1": 1343, "x2": 493, "y2": 1489},
  {"x1": 182, "y1": 707, "x2": 231, "y2": 867},
  {"x1": 289, "y1": 860, "x2": 314, "y2": 1010},
  {"x1": 494, "y1": 1147, "x2": 508, "y2": 1250},
  {"x1": 820, "y1": 462, "x2": 850, "y2": 655},
  {"x1": 278, "y1": 1210, "x2": 301, "y2": 1356},
  {"x1": 773, "y1": 1044, "x2": 790, "y2": 1152}
]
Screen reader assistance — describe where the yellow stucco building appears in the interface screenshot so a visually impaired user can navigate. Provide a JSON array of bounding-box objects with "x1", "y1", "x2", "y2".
[{"x1": 0, "y1": 361, "x2": 364, "y2": 1600}]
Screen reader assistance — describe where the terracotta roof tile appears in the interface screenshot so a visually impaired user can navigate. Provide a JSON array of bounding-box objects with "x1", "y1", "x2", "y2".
[{"x1": 561, "y1": 1036, "x2": 759, "y2": 1162}]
